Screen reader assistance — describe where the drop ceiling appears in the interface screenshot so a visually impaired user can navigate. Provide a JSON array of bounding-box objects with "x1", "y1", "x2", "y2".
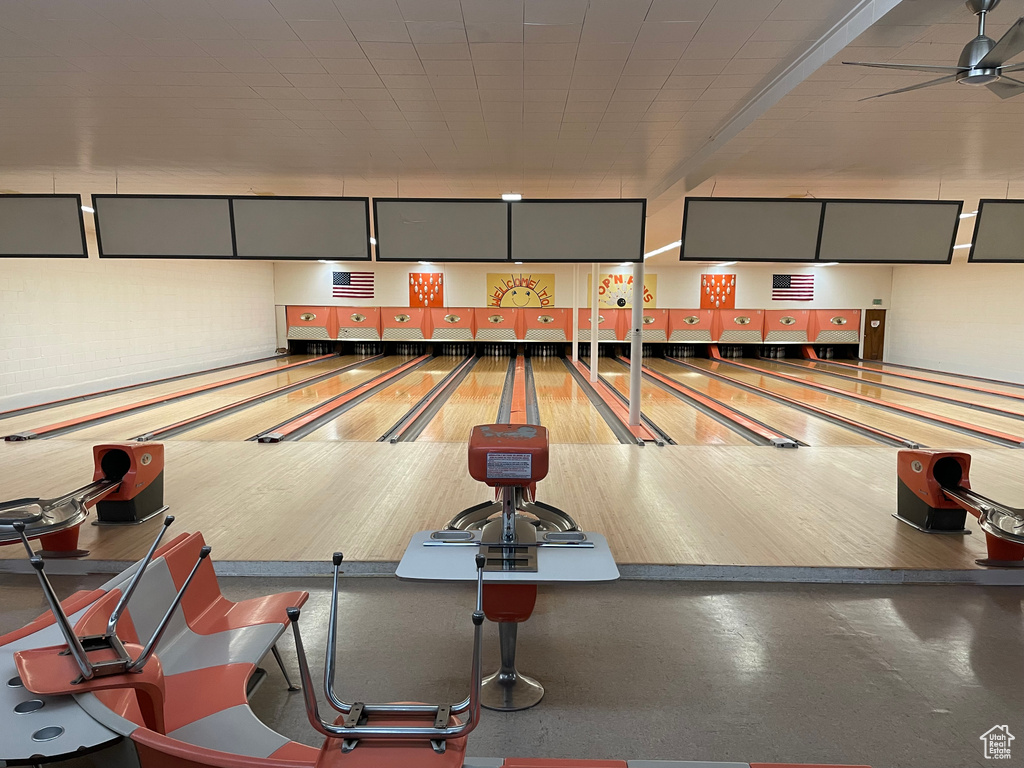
[{"x1": 0, "y1": 0, "x2": 1022, "y2": 261}]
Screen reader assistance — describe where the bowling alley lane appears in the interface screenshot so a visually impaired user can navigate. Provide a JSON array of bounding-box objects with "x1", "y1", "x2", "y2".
[
  {"x1": 686, "y1": 359, "x2": 996, "y2": 449},
  {"x1": 596, "y1": 359, "x2": 750, "y2": 446},
  {"x1": 530, "y1": 357, "x2": 619, "y2": 444},
  {"x1": 302, "y1": 355, "x2": 464, "y2": 441},
  {"x1": 0, "y1": 354, "x2": 310, "y2": 437},
  {"x1": 644, "y1": 359, "x2": 877, "y2": 447},
  {"x1": 785, "y1": 358, "x2": 1024, "y2": 413},
  {"x1": 744, "y1": 357, "x2": 1024, "y2": 437},
  {"x1": 167, "y1": 355, "x2": 412, "y2": 441},
  {"x1": 58, "y1": 355, "x2": 369, "y2": 442},
  {"x1": 415, "y1": 355, "x2": 509, "y2": 443}
]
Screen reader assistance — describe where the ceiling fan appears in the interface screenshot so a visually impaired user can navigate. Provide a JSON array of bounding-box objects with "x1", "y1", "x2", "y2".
[{"x1": 844, "y1": 0, "x2": 1024, "y2": 99}]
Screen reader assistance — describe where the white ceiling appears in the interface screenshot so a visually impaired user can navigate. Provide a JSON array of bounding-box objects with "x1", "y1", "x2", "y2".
[{"x1": 1, "y1": 0, "x2": 1023, "y2": 261}]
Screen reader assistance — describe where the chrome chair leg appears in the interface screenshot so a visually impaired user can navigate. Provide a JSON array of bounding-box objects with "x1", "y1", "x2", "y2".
[{"x1": 271, "y1": 643, "x2": 300, "y2": 691}]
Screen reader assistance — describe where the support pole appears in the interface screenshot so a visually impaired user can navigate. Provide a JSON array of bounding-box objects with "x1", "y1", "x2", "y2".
[
  {"x1": 628, "y1": 260, "x2": 644, "y2": 426},
  {"x1": 571, "y1": 264, "x2": 579, "y2": 363},
  {"x1": 590, "y1": 263, "x2": 599, "y2": 382}
]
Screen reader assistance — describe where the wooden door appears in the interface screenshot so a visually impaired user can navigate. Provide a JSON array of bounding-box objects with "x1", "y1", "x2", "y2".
[{"x1": 863, "y1": 309, "x2": 886, "y2": 360}]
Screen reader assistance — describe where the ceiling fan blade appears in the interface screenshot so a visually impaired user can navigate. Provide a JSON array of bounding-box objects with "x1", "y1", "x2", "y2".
[
  {"x1": 843, "y1": 61, "x2": 966, "y2": 74},
  {"x1": 986, "y1": 78, "x2": 1024, "y2": 99},
  {"x1": 858, "y1": 75, "x2": 958, "y2": 101},
  {"x1": 999, "y1": 61, "x2": 1024, "y2": 73},
  {"x1": 977, "y1": 17, "x2": 1024, "y2": 68}
]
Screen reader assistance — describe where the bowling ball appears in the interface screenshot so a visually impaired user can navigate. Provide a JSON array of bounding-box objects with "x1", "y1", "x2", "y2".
[{"x1": 616, "y1": 297, "x2": 627, "y2": 307}]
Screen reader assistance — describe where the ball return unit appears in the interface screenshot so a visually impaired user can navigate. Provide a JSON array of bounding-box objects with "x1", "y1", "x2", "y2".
[
  {"x1": 398, "y1": 424, "x2": 619, "y2": 711},
  {"x1": 896, "y1": 448, "x2": 1024, "y2": 567},
  {"x1": 0, "y1": 442, "x2": 167, "y2": 557}
]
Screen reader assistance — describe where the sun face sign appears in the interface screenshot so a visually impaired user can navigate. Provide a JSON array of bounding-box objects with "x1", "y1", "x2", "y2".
[{"x1": 489, "y1": 273, "x2": 554, "y2": 308}]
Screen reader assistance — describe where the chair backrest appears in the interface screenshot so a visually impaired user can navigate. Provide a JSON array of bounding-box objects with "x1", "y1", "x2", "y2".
[{"x1": 161, "y1": 531, "x2": 222, "y2": 626}]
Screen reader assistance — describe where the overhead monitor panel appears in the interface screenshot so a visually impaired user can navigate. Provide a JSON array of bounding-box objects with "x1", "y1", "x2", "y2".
[
  {"x1": 232, "y1": 197, "x2": 370, "y2": 261},
  {"x1": 681, "y1": 198, "x2": 823, "y2": 262},
  {"x1": 0, "y1": 195, "x2": 86, "y2": 257},
  {"x1": 969, "y1": 200, "x2": 1024, "y2": 262},
  {"x1": 374, "y1": 199, "x2": 508, "y2": 262},
  {"x1": 95, "y1": 196, "x2": 234, "y2": 258},
  {"x1": 511, "y1": 200, "x2": 646, "y2": 262},
  {"x1": 818, "y1": 200, "x2": 961, "y2": 263}
]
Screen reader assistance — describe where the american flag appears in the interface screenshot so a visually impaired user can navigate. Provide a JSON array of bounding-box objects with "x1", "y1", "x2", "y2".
[
  {"x1": 772, "y1": 274, "x2": 814, "y2": 301},
  {"x1": 333, "y1": 271, "x2": 374, "y2": 299}
]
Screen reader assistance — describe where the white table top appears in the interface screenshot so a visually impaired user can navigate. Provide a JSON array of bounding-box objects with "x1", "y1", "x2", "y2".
[
  {"x1": 396, "y1": 531, "x2": 619, "y2": 583},
  {"x1": 1, "y1": 605, "x2": 122, "y2": 763}
]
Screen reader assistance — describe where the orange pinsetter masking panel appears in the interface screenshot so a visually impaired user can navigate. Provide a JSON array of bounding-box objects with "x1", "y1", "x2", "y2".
[
  {"x1": 713, "y1": 309, "x2": 764, "y2": 344},
  {"x1": 577, "y1": 308, "x2": 625, "y2": 341},
  {"x1": 380, "y1": 307, "x2": 429, "y2": 341},
  {"x1": 336, "y1": 306, "x2": 381, "y2": 340},
  {"x1": 430, "y1": 307, "x2": 475, "y2": 340},
  {"x1": 668, "y1": 309, "x2": 713, "y2": 342},
  {"x1": 640, "y1": 308, "x2": 669, "y2": 342},
  {"x1": 764, "y1": 309, "x2": 810, "y2": 343},
  {"x1": 285, "y1": 306, "x2": 335, "y2": 341},
  {"x1": 523, "y1": 307, "x2": 570, "y2": 342},
  {"x1": 468, "y1": 424, "x2": 549, "y2": 487},
  {"x1": 810, "y1": 309, "x2": 861, "y2": 344},
  {"x1": 92, "y1": 443, "x2": 166, "y2": 525},
  {"x1": 474, "y1": 307, "x2": 519, "y2": 341}
]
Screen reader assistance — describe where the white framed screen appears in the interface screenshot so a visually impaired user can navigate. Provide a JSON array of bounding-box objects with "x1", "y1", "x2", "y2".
[
  {"x1": 511, "y1": 200, "x2": 646, "y2": 262},
  {"x1": 232, "y1": 197, "x2": 370, "y2": 261},
  {"x1": 681, "y1": 198, "x2": 823, "y2": 262},
  {"x1": 95, "y1": 196, "x2": 234, "y2": 258},
  {"x1": 0, "y1": 195, "x2": 87, "y2": 257},
  {"x1": 374, "y1": 199, "x2": 509, "y2": 262}
]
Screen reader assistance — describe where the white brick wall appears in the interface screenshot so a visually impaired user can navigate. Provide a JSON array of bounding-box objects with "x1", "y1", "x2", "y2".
[
  {"x1": 0, "y1": 259, "x2": 277, "y2": 410},
  {"x1": 889, "y1": 261, "x2": 1024, "y2": 384}
]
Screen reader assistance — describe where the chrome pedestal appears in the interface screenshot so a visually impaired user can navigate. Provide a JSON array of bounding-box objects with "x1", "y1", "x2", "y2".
[{"x1": 480, "y1": 623, "x2": 543, "y2": 711}]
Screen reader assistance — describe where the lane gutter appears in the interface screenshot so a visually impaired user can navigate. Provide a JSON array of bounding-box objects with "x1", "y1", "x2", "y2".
[
  {"x1": 613, "y1": 356, "x2": 798, "y2": 448},
  {"x1": 379, "y1": 355, "x2": 478, "y2": 443}
]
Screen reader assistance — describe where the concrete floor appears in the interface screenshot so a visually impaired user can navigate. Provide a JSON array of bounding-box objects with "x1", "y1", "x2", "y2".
[{"x1": 1, "y1": 574, "x2": 1021, "y2": 768}]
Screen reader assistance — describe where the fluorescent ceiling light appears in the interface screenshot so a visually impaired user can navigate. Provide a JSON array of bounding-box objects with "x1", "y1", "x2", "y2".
[
  {"x1": 817, "y1": 262, "x2": 839, "y2": 266},
  {"x1": 717, "y1": 261, "x2": 737, "y2": 267},
  {"x1": 370, "y1": 237, "x2": 377, "y2": 244},
  {"x1": 953, "y1": 244, "x2": 972, "y2": 249},
  {"x1": 959, "y1": 211, "x2": 978, "y2": 219},
  {"x1": 419, "y1": 260, "x2": 431, "y2": 265},
  {"x1": 643, "y1": 240, "x2": 681, "y2": 259},
  {"x1": 318, "y1": 260, "x2": 338, "y2": 264},
  {"x1": 81, "y1": 205, "x2": 95, "y2": 213},
  {"x1": 514, "y1": 262, "x2": 523, "y2": 265},
  {"x1": 502, "y1": 193, "x2": 522, "y2": 201}
]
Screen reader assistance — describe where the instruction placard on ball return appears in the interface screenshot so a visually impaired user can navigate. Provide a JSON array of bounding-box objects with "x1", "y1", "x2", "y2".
[{"x1": 487, "y1": 452, "x2": 532, "y2": 479}]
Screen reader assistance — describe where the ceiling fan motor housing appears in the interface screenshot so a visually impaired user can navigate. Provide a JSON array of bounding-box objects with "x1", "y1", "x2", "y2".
[{"x1": 958, "y1": 35, "x2": 1001, "y2": 84}]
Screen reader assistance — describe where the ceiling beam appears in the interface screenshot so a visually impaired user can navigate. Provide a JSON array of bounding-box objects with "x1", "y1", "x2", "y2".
[{"x1": 646, "y1": 0, "x2": 906, "y2": 212}]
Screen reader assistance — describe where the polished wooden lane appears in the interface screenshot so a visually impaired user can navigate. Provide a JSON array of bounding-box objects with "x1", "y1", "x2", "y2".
[
  {"x1": 0, "y1": 355, "x2": 309, "y2": 436},
  {"x1": 1, "y1": 438, "x2": 1011, "y2": 571},
  {"x1": 645, "y1": 359, "x2": 877, "y2": 447},
  {"x1": 171, "y1": 356, "x2": 412, "y2": 441},
  {"x1": 302, "y1": 356, "x2": 462, "y2": 441},
  {"x1": 786, "y1": 359, "x2": 1024, "y2": 414},
  {"x1": 857, "y1": 359, "x2": 1024, "y2": 393},
  {"x1": 597, "y1": 360, "x2": 750, "y2": 446},
  {"x1": 532, "y1": 357, "x2": 619, "y2": 444},
  {"x1": 415, "y1": 355, "x2": 508, "y2": 443},
  {"x1": 746, "y1": 358, "x2": 1024, "y2": 437},
  {"x1": 60, "y1": 356, "x2": 368, "y2": 442},
  {"x1": 689, "y1": 359, "x2": 994, "y2": 449}
]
